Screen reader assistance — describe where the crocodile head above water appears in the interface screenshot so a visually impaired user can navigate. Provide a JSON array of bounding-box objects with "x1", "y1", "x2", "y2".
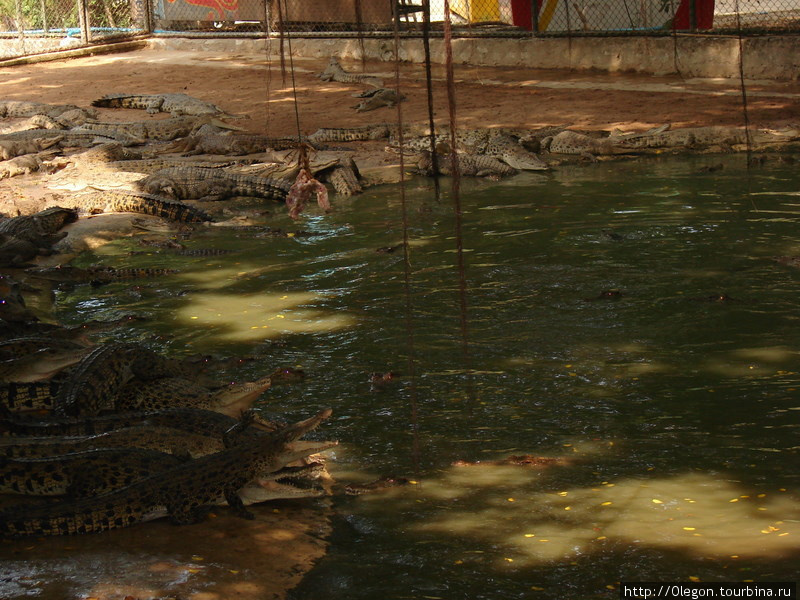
[{"x1": 211, "y1": 375, "x2": 274, "y2": 418}]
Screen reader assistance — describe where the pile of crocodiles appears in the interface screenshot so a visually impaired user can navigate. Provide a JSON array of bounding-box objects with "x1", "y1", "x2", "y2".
[{"x1": 1, "y1": 84, "x2": 799, "y2": 538}]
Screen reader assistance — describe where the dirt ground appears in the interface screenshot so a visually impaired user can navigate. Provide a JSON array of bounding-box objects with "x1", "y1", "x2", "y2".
[
  {"x1": 1, "y1": 45, "x2": 799, "y2": 600},
  {"x1": 2, "y1": 45, "x2": 800, "y2": 137}
]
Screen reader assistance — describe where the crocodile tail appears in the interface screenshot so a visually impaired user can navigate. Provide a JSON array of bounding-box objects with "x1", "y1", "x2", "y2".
[{"x1": 103, "y1": 192, "x2": 213, "y2": 223}]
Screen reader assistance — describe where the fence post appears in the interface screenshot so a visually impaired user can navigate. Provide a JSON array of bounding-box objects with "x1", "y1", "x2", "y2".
[
  {"x1": 77, "y1": 0, "x2": 90, "y2": 43},
  {"x1": 689, "y1": 0, "x2": 697, "y2": 31},
  {"x1": 531, "y1": 0, "x2": 539, "y2": 33},
  {"x1": 15, "y1": 0, "x2": 24, "y2": 40}
]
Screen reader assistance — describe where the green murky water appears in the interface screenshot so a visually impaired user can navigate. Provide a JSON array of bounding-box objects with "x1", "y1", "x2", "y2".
[{"x1": 56, "y1": 154, "x2": 800, "y2": 599}]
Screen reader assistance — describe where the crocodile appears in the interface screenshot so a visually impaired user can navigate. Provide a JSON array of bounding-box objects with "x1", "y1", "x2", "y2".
[
  {"x1": 0, "y1": 150, "x2": 58, "y2": 179},
  {"x1": 1, "y1": 127, "x2": 138, "y2": 147},
  {"x1": 0, "y1": 234, "x2": 40, "y2": 267},
  {"x1": 27, "y1": 265, "x2": 179, "y2": 286},
  {"x1": 0, "y1": 447, "x2": 184, "y2": 497},
  {"x1": 452, "y1": 454, "x2": 572, "y2": 468},
  {"x1": 114, "y1": 373, "x2": 274, "y2": 417},
  {"x1": 317, "y1": 58, "x2": 383, "y2": 88},
  {"x1": 135, "y1": 167, "x2": 292, "y2": 202},
  {"x1": 353, "y1": 88, "x2": 405, "y2": 113},
  {"x1": 483, "y1": 132, "x2": 549, "y2": 171},
  {"x1": 164, "y1": 133, "x2": 303, "y2": 156},
  {"x1": 307, "y1": 124, "x2": 395, "y2": 144},
  {"x1": 108, "y1": 158, "x2": 235, "y2": 174},
  {"x1": 326, "y1": 163, "x2": 362, "y2": 196},
  {"x1": 74, "y1": 116, "x2": 221, "y2": 142},
  {"x1": 0, "y1": 114, "x2": 63, "y2": 135},
  {"x1": 0, "y1": 425, "x2": 241, "y2": 459},
  {"x1": 416, "y1": 150, "x2": 518, "y2": 178},
  {"x1": 0, "y1": 405, "x2": 276, "y2": 437},
  {"x1": 0, "y1": 207, "x2": 77, "y2": 248},
  {"x1": 92, "y1": 93, "x2": 233, "y2": 117},
  {"x1": 0, "y1": 136, "x2": 62, "y2": 160},
  {"x1": 51, "y1": 342, "x2": 215, "y2": 417},
  {"x1": 0, "y1": 338, "x2": 91, "y2": 382},
  {"x1": 344, "y1": 475, "x2": 410, "y2": 495},
  {"x1": 0, "y1": 408, "x2": 335, "y2": 537},
  {"x1": 67, "y1": 190, "x2": 213, "y2": 223},
  {"x1": 0, "y1": 100, "x2": 97, "y2": 120},
  {"x1": 0, "y1": 379, "x2": 63, "y2": 413}
]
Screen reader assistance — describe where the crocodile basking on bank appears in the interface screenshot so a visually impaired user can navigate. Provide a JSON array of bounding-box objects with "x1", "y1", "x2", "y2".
[
  {"x1": 317, "y1": 58, "x2": 383, "y2": 88},
  {"x1": 92, "y1": 93, "x2": 234, "y2": 117},
  {"x1": 0, "y1": 408, "x2": 335, "y2": 537},
  {"x1": 135, "y1": 166, "x2": 292, "y2": 202},
  {"x1": 66, "y1": 190, "x2": 213, "y2": 223}
]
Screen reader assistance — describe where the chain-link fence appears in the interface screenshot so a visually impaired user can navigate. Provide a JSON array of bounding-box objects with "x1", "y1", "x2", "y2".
[
  {"x1": 0, "y1": 0, "x2": 147, "y2": 59},
  {"x1": 1, "y1": 0, "x2": 799, "y2": 60},
  {"x1": 150, "y1": 0, "x2": 800, "y2": 34}
]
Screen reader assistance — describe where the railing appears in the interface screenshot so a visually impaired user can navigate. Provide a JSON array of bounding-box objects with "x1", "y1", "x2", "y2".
[{"x1": 0, "y1": 0, "x2": 798, "y2": 61}]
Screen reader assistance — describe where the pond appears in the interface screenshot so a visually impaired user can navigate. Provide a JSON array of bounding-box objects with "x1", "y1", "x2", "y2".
[{"x1": 50, "y1": 153, "x2": 800, "y2": 599}]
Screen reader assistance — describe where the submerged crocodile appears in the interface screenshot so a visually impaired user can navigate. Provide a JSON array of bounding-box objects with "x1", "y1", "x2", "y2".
[
  {"x1": 135, "y1": 166, "x2": 292, "y2": 202},
  {"x1": 67, "y1": 190, "x2": 213, "y2": 223},
  {"x1": 0, "y1": 408, "x2": 335, "y2": 537},
  {"x1": 92, "y1": 93, "x2": 232, "y2": 117},
  {"x1": 317, "y1": 58, "x2": 383, "y2": 88},
  {"x1": 27, "y1": 265, "x2": 179, "y2": 286}
]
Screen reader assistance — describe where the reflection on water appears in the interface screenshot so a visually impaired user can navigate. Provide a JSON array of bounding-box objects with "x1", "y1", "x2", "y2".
[{"x1": 47, "y1": 154, "x2": 799, "y2": 599}]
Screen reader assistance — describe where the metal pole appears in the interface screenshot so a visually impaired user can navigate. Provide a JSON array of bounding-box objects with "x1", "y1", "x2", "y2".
[
  {"x1": 41, "y1": 0, "x2": 49, "y2": 33},
  {"x1": 531, "y1": 0, "x2": 539, "y2": 32},
  {"x1": 15, "y1": 0, "x2": 24, "y2": 40},
  {"x1": 690, "y1": 0, "x2": 697, "y2": 31},
  {"x1": 77, "y1": 0, "x2": 90, "y2": 43}
]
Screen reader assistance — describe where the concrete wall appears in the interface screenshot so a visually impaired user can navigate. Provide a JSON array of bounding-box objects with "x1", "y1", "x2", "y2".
[{"x1": 149, "y1": 34, "x2": 800, "y2": 81}]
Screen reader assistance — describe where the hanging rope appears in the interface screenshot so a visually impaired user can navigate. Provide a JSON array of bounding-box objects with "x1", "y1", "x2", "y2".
[
  {"x1": 261, "y1": 0, "x2": 273, "y2": 134},
  {"x1": 421, "y1": 0, "x2": 441, "y2": 198},
  {"x1": 354, "y1": 0, "x2": 367, "y2": 72},
  {"x1": 278, "y1": 0, "x2": 303, "y2": 142},
  {"x1": 392, "y1": 0, "x2": 422, "y2": 478},
  {"x1": 734, "y1": 0, "x2": 754, "y2": 165},
  {"x1": 442, "y1": 0, "x2": 476, "y2": 406}
]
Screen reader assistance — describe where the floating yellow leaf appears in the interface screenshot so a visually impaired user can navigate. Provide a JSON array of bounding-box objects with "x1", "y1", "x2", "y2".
[
  {"x1": 531, "y1": 586, "x2": 545, "y2": 591},
  {"x1": 778, "y1": 533, "x2": 789, "y2": 536},
  {"x1": 539, "y1": 539, "x2": 550, "y2": 542},
  {"x1": 689, "y1": 576, "x2": 700, "y2": 582},
  {"x1": 564, "y1": 506, "x2": 572, "y2": 511},
  {"x1": 600, "y1": 501, "x2": 613, "y2": 506},
  {"x1": 652, "y1": 499, "x2": 663, "y2": 504},
  {"x1": 191, "y1": 555, "x2": 204, "y2": 561},
  {"x1": 729, "y1": 498, "x2": 739, "y2": 503},
  {"x1": 683, "y1": 527, "x2": 696, "y2": 531},
  {"x1": 507, "y1": 498, "x2": 515, "y2": 502},
  {"x1": 454, "y1": 560, "x2": 463, "y2": 564},
  {"x1": 606, "y1": 585, "x2": 616, "y2": 590},
  {"x1": 596, "y1": 536, "x2": 607, "y2": 540},
  {"x1": 187, "y1": 568, "x2": 201, "y2": 573},
  {"x1": 504, "y1": 558, "x2": 514, "y2": 562},
  {"x1": 558, "y1": 491, "x2": 568, "y2": 496},
  {"x1": 229, "y1": 570, "x2": 240, "y2": 574},
  {"x1": 524, "y1": 534, "x2": 536, "y2": 538},
  {"x1": 757, "y1": 493, "x2": 766, "y2": 498}
]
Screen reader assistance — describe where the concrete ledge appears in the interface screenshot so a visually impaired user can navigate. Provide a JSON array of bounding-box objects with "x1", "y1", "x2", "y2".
[
  {"x1": 0, "y1": 39, "x2": 148, "y2": 67},
  {"x1": 148, "y1": 35, "x2": 800, "y2": 81}
]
